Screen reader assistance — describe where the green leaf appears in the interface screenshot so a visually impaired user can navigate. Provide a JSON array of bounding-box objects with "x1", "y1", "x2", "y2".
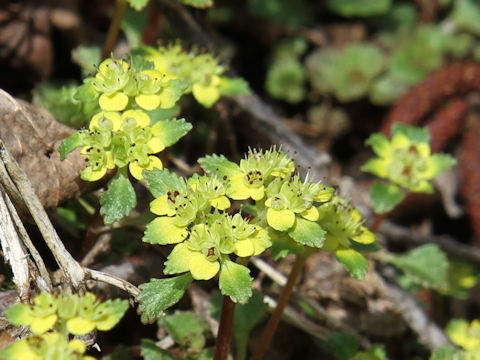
[
  {"x1": 140, "y1": 339, "x2": 175, "y2": 360},
  {"x1": 316, "y1": 332, "x2": 358, "y2": 360},
  {"x1": 392, "y1": 122, "x2": 430, "y2": 143},
  {"x1": 198, "y1": 154, "x2": 240, "y2": 178},
  {"x1": 232, "y1": 290, "x2": 268, "y2": 360},
  {"x1": 137, "y1": 274, "x2": 193, "y2": 323},
  {"x1": 327, "y1": 0, "x2": 392, "y2": 17},
  {"x1": 218, "y1": 77, "x2": 250, "y2": 96},
  {"x1": 335, "y1": 248, "x2": 368, "y2": 280},
  {"x1": 128, "y1": 0, "x2": 150, "y2": 11},
  {"x1": 143, "y1": 217, "x2": 189, "y2": 245},
  {"x1": 121, "y1": 7, "x2": 148, "y2": 49},
  {"x1": 71, "y1": 45, "x2": 102, "y2": 77},
  {"x1": 389, "y1": 244, "x2": 449, "y2": 289},
  {"x1": 429, "y1": 345, "x2": 462, "y2": 360},
  {"x1": 33, "y1": 82, "x2": 95, "y2": 128},
  {"x1": 370, "y1": 181, "x2": 405, "y2": 214},
  {"x1": 102, "y1": 345, "x2": 134, "y2": 360},
  {"x1": 177, "y1": 0, "x2": 213, "y2": 8},
  {"x1": 143, "y1": 169, "x2": 185, "y2": 198},
  {"x1": 451, "y1": 0, "x2": 480, "y2": 36},
  {"x1": 426, "y1": 154, "x2": 457, "y2": 178},
  {"x1": 154, "y1": 118, "x2": 192, "y2": 147},
  {"x1": 219, "y1": 259, "x2": 252, "y2": 303},
  {"x1": 100, "y1": 169, "x2": 137, "y2": 224},
  {"x1": 288, "y1": 218, "x2": 326, "y2": 248},
  {"x1": 165, "y1": 311, "x2": 209, "y2": 352},
  {"x1": 147, "y1": 106, "x2": 181, "y2": 124},
  {"x1": 59, "y1": 131, "x2": 85, "y2": 160},
  {"x1": 74, "y1": 79, "x2": 99, "y2": 103},
  {"x1": 351, "y1": 345, "x2": 386, "y2": 360}
]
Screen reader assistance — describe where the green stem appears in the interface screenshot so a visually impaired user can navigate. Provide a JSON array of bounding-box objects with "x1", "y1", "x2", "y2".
[
  {"x1": 214, "y1": 257, "x2": 251, "y2": 360},
  {"x1": 102, "y1": 0, "x2": 128, "y2": 59},
  {"x1": 251, "y1": 251, "x2": 310, "y2": 360}
]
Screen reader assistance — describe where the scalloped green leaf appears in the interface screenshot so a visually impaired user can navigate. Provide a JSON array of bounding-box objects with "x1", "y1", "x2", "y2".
[
  {"x1": 100, "y1": 169, "x2": 137, "y2": 224},
  {"x1": 198, "y1": 154, "x2": 240, "y2": 178},
  {"x1": 389, "y1": 244, "x2": 448, "y2": 289},
  {"x1": 335, "y1": 248, "x2": 368, "y2": 280},
  {"x1": 153, "y1": 118, "x2": 192, "y2": 147},
  {"x1": 370, "y1": 181, "x2": 405, "y2": 214},
  {"x1": 165, "y1": 311, "x2": 209, "y2": 352},
  {"x1": 232, "y1": 290, "x2": 268, "y2": 360},
  {"x1": 429, "y1": 345, "x2": 460, "y2": 360},
  {"x1": 287, "y1": 218, "x2": 326, "y2": 248},
  {"x1": 141, "y1": 339, "x2": 175, "y2": 360},
  {"x1": 137, "y1": 274, "x2": 193, "y2": 323},
  {"x1": 59, "y1": 131, "x2": 85, "y2": 160},
  {"x1": 143, "y1": 169, "x2": 185, "y2": 198},
  {"x1": 392, "y1": 122, "x2": 430, "y2": 143},
  {"x1": 219, "y1": 259, "x2": 252, "y2": 304},
  {"x1": 218, "y1": 77, "x2": 250, "y2": 96}
]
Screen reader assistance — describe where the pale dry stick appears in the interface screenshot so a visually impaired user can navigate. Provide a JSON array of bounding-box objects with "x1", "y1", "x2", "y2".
[
  {"x1": 0, "y1": 139, "x2": 85, "y2": 289},
  {"x1": 3, "y1": 185, "x2": 52, "y2": 290},
  {"x1": 0, "y1": 190, "x2": 30, "y2": 301},
  {"x1": 85, "y1": 268, "x2": 140, "y2": 298},
  {"x1": 80, "y1": 232, "x2": 112, "y2": 267},
  {"x1": 262, "y1": 295, "x2": 327, "y2": 340}
]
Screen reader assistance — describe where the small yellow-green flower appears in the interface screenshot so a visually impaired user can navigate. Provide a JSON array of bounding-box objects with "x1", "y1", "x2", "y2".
[
  {"x1": 362, "y1": 123, "x2": 457, "y2": 193},
  {"x1": 0, "y1": 333, "x2": 96, "y2": 360},
  {"x1": 92, "y1": 58, "x2": 135, "y2": 111},
  {"x1": 226, "y1": 148, "x2": 295, "y2": 201},
  {"x1": 447, "y1": 319, "x2": 480, "y2": 352},
  {"x1": 165, "y1": 223, "x2": 226, "y2": 280},
  {"x1": 5, "y1": 292, "x2": 58, "y2": 335},
  {"x1": 317, "y1": 196, "x2": 375, "y2": 252},
  {"x1": 265, "y1": 176, "x2": 334, "y2": 232}
]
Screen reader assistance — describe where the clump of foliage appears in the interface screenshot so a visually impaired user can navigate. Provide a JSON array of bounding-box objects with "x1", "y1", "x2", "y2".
[
  {"x1": 265, "y1": 37, "x2": 308, "y2": 104},
  {"x1": 306, "y1": 43, "x2": 384, "y2": 102},
  {"x1": 362, "y1": 123, "x2": 457, "y2": 214}
]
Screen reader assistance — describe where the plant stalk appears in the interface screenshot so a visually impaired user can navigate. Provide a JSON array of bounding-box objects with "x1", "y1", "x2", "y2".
[
  {"x1": 102, "y1": 0, "x2": 128, "y2": 59},
  {"x1": 214, "y1": 294, "x2": 236, "y2": 360},
  {"x1": 214, "y1": 257, "x2": 250, "y2": 360},
  {"x1": 370, "y1": 212, "x2": 387, "y2": 233},
  {"x1": 251, "y1": 251, "x2": 309, "y2": 360}
]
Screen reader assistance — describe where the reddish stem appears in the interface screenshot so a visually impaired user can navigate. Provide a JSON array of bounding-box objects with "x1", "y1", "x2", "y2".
[
  {"x1": 214, "y1": 295, "x2": 236, "y2": 360},
  {"x1": 102, "y1": 0, "x2": 128, "y2": 59},
  {"x1": 251, "y1": 252, "x2": 309, "y2": 360}
]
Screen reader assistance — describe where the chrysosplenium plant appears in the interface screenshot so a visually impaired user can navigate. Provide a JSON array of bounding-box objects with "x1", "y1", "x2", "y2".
[
  {"x1": 137, "y1": 148, "x2": 376, "y2": 322},
  {"x1": 59, "y1": 45, "x2": 248, "y2": 224},
  {"x1": 0, "y1": 292, "x2": 128, "y2": 360},
  {"x1": 362, "y1": 123, "x2": 457, "y2": 214}
]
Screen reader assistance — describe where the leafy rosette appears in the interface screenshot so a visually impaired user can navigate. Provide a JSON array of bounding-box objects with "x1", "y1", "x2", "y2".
[
  {"x1": 136, "y1": 44, "x2": 249, "y2": 108},
  {"x1": 361, "y1": 123, "x2": 457, "y2": 214},
  {"x1": 199, "y1": 148, "x2": 295, "y2": 201},
  {"x1": 317, "y1": 196, "x2": 376, "y2": 279}
]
